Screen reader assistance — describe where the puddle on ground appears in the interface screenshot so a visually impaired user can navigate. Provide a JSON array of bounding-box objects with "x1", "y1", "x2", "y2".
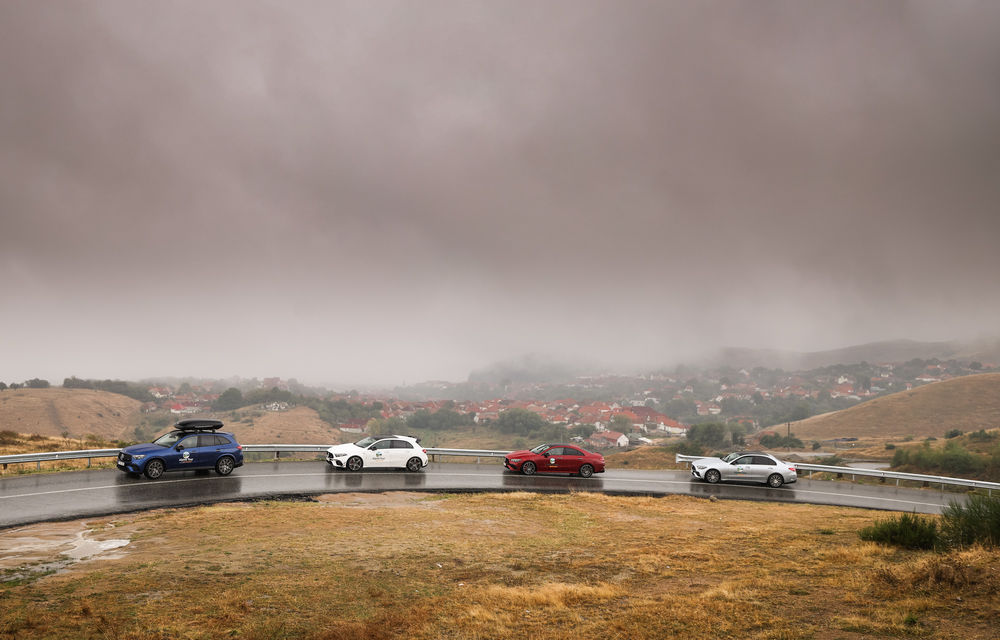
[{"x1": 0, "y1": 521, "x2": 130, "y2": 582}]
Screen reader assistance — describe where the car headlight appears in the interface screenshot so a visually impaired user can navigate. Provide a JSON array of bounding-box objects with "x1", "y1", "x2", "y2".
[
  {"x1": 694, "y1": 465, "x2": 705, "y2": 470},
  {"x1": 509, "y1": 458, "x2": 521, "y2": 463},
  {"x1": 132, "y1": 454, "x2": 145, "y2": 460},
  {"x1": 330, "y1": 452, "x2": 347, "y2": 458}
]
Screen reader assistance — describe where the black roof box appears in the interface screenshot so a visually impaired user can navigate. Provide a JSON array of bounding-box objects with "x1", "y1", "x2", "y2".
[{"x1": 175, "y1": 419, "x2": 225, "y2": 431}]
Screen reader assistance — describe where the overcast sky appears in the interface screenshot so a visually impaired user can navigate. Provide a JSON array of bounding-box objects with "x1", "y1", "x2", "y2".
[{"x1": 2, "y1": 1, "x2": 999, "y2": 387}]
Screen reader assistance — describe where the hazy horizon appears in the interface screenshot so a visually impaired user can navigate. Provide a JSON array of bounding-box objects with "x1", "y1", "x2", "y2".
[{"x1": 3, "y1": 2, "x2": 999, "y2": 387}]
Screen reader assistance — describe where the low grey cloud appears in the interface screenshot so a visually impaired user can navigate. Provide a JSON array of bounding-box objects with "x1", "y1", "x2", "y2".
[{"x1": 2, "y1": 1, "x2": 998, "y2": 386}]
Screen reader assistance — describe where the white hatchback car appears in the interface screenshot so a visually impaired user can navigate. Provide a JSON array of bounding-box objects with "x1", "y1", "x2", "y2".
[
  {"x1": 690, "y1": 451, "x2": 797, "y2": 488},
  {"x1": 326, "y1": 435, "x2": 428, "y2": 472}
]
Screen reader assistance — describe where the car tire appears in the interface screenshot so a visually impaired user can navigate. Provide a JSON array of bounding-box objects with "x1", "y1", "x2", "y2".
[
  {"x1": 346, "y1": 456, "x2": 364, "y2": 472},
  {"x1": 579, "y1": 464, "x2": 594, "y2": 478},
  {"x1": 767, "y1": 473, "x2": 784, "y2": 488},
  {"x1": 521, "y1": 461, "x2": 536, "y2": 476},
  {"x1": 215, "y1": 456, "x2": 235, "y2": 476},
  {"x1": 406, "y1": 457, "x2": 423, "y2": 472},
  {"x1": 144, "y1": 459, "x2": 165, "y2": 480},
  {"x1": 705, "y1": 469, "x2": 721, "y2": 484}
]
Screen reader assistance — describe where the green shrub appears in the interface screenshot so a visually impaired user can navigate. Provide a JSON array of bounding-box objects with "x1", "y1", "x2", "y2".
[
  {"x1": 945, "y1": 429, "x2": 964, "y2": 439},
  {"x1": 858, "y1": 512, "x2": 939, "y2": 550},
  {"x1": 940, "y1": 494, "x2": 1000, "y2": 549},
  {"x1": 892, "y1": 440, "x2": 986, "y2": 477},
  {"x1": 885, "y1": 443, "x2": 895, "y2": 450}
]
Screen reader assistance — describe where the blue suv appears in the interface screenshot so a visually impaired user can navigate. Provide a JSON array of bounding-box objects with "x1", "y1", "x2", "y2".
[{"x1": 117, "y1": 419, "x2": 244, "y2": 479}]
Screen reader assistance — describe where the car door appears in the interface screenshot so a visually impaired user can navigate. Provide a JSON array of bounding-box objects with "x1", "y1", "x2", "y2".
[
  {"x1": 391, "y1": 439, "x2": 416, "y2": 468},
  {"x1": 558, "y1": 446, "x2": 585, "y2": 474},
  {"x1": 203, "y1": 434, "x2": 230, "y2": 468},
  {"x1": 540, "y1": 447, "x2": 563, "y2": 473},
  {"x1": 753, "y1": 455, "x2": 778, "y2": 482},
  {"x1": 367, "y1": 439, "x2": 395, "y2": 468},
  {"x1": 727, "y1": 455, "x2": 756, "y2": 481},
  {"x1": 168, "y1": 434, "x2": 202, "y2": 470}
]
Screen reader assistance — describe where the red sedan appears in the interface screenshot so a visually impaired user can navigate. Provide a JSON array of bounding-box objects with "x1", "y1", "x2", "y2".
[{"x1": 504, "y1": 443, "x2": 606, "y2": 478}]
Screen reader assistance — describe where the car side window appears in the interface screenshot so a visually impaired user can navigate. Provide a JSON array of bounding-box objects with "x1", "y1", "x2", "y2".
[
  {"x1": 733, "y1": 456, "x2": 753, "y2": 466},
  {"x1": 545, "y1": 447, "x2": 564, "y2": 456},
  {"x1": 563, "y1": 448, "x2": 583, "y2": 456},
  {"x1": 391, "y1": 440, "x2": 413, "y2": 449},
  {"x1": 371, "y1": 440, "x2": 394, "y2": 450},
  {"x1": 208, "y1": 435, "x2": 227, "y2": 446},
  {"x1": 178, "y1": 436, "x2": 199, "y2": 450},
  {"x1": 754, "y1": 456, "x2": 774, "y2": 465}
]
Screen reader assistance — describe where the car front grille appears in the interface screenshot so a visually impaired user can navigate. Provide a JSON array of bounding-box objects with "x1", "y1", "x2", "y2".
[{"x1": 118, "y1": 452, "x2": 132, "y2": 464}]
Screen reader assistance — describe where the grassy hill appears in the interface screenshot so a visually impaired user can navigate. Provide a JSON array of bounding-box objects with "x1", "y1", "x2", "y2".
[
  {"x1": 789, "y1": 373, "x2": 1000, "y2": 440},
  {"x1": 0, "y1": 388, "x2": 143, "y2": 441}
]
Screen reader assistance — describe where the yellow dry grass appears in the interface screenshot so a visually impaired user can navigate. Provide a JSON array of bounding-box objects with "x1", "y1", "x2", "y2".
[
  {"x1": 791, "y1": 373, "x2": 1000, "y2": 440},
  {"x1": 0, "y1": 388, "x2": 142, "y2": 441},
  {"x1": 1, "y1": 492, "x2": 997, "y2": 639},
  {"x1": 224, "y1": 406, "x2": 347, "y2": 445}
]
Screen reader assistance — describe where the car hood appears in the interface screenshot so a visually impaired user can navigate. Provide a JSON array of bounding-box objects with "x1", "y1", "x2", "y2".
[
  {"x1": 691, "y1": 456, "x2": 725, "y2": 466},
  {"x1": 505, "y1": 449, "x2": 535, "y2": 458},
  {"x1": 121, "y1": 443, "x2": 170, "y2": 456},
  {"x1": 326, "y1": 443, "x2": 365, "y2": 455}
]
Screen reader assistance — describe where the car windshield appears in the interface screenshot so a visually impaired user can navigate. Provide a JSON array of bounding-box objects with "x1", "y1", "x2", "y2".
[
  {"x1": 354, "y1": 436, "x2": 378, "y2": 448},
  {"x1": 721, "y1": 452, "x2": 742, "y2": 463},
  {"x1": 152, "y1": 432, "x2": 183, "y2": 448},
  {"x1": 530, "y1": 444, "x2": 549, "y2": 454}
]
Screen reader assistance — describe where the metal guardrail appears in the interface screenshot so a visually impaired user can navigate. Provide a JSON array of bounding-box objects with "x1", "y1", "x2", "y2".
[
  {"x1": 0, "y1": 448, "x2": 121, "y2": 470},
  {"x1": 675, "y1": 453, "x2": 999, "y2": 496}
]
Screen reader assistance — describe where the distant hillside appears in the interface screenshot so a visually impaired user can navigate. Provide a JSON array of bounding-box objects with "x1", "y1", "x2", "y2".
[
  {"x1": 0, "y1": 388, "x2": 143, "y2": 440},
  {"x1": 221, "y1": 406, "x2": 347, "y2": 445},
  {"x1": 789, "y1": 373, "x2": 1000, "y2": 439},
  {"x1": 704, "y1": 337, "x2": 1000, "y2": 370}
]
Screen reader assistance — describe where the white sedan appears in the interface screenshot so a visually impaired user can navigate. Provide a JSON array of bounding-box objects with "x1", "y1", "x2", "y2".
[
  {"x1": 326, "y1": 435, "x2": 428, "y2": 472},
  {"x1": 690, "y1": 451, "x2": 797, "y2": 488}
]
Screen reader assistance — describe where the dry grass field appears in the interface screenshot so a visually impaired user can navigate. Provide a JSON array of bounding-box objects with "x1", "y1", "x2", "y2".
[
  {"x1": 1, "y1": 492, "x2": 998, "y2": 639},
  {"x1": 791, "y1": 374, "x2": 1000, "y2": 440},
  {"x1": 0, "y1": 389, "x2": 142, "y2": 441}
]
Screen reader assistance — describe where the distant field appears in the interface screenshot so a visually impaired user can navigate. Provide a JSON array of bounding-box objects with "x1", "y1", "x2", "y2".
[
  {"x1": 789, "y1": 373, "x2": 1000, "y2": 440},
  {"x1": 1, "y1": 493, "x2": 997, "y2": 639}
]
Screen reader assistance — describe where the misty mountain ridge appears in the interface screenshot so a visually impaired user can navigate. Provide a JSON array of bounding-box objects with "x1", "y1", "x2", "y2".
[
  {"x1": 704, "y1": 337, "x2": 1000, "y2": 371},
  {"x1": 467, "y1": 338, "x2": 1000, "y2": 387}
]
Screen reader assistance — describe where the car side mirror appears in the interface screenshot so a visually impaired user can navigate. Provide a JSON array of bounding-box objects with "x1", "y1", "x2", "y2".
[{"x1": 175, "y1": 445, "x2": 184, "y2": 451}]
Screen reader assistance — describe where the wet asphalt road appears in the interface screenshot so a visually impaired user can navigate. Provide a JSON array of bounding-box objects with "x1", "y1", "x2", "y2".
[{"x1": 0, "y1": 462, "x2": 964, "y2": 529}]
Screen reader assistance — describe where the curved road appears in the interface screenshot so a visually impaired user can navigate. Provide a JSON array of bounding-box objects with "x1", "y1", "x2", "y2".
[{"x1": 0, "y1": 462, "x2": 964, "y2": 529}]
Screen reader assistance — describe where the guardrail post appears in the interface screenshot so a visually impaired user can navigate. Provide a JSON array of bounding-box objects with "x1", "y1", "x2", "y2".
[
  {"x1": 274, "y1": 451, "x2": 281, "y2": 460},
  {"x1": 87, "y1": 458, "x2": 92, "y2": 468},
  {"x1": 37, "y1": 461, "x2": 41, "y2": 471}
]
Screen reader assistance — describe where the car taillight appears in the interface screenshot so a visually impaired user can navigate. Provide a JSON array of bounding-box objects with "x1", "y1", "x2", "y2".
[
  {"x1": 422, "y1": 449, "x2": 427, "y2": 453},
  {"x1": 787, "y1": 465, "x2": 795, "y2": 472},
  {"x1": 237, "y1": 445, "x2": 243, "y2": 450}
]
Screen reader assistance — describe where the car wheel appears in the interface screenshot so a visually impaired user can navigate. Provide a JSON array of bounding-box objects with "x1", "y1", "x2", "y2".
[
  {"x1": 346, "y1": 456, "x2": 364, "y2": 472},
  {"x1": 215, "y1": 456, "x2": 235, "y2": 476},
  {"x1": 579, "y1": 464, "x2": 594, "y2": 478},
  {"x1": 144, "y1": 459, "x2": 165, "y2": 480},
  {"x1": 521, "y1": 461, "x2": 536, "y2": 476},
  {"x1": 705, "y1": 469, "x2": 721, "y2": 484},
  {"x1": 406, "y1": 457, "x2": 423, "y2": 472},
  {"x1": 767, "y1": 473, "x2": 784, "y2": 488}
]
